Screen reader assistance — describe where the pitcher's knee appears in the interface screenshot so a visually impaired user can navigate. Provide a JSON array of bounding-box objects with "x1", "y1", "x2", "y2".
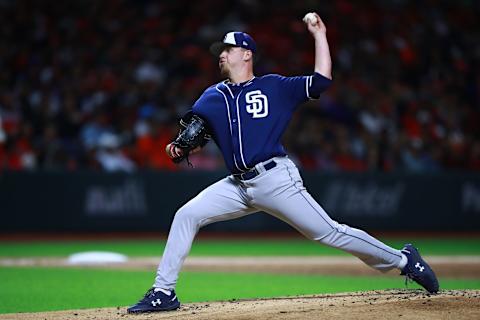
[
  {"x1": 312, "y1": 222, "x2": 348, "y2": 246},
  {"x1": 172, "y1": 205, "x2": 201, "y2": 226}
]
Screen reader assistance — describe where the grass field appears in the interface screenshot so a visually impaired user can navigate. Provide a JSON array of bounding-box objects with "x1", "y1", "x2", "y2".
[
  {"x1": 1, "y1": 237, "x2": 479, "y2": 257},
  {"x1": 1, "y1": 267, "x2": 480, "y2": 314},
  {"x1": 1, "y1": 237, "x2": 479, "y2": 314}
]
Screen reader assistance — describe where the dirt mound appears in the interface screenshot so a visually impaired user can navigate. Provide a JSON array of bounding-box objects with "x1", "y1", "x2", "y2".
[{"x1": 3, "y1": 290, "x2": 479, "y2": 320}]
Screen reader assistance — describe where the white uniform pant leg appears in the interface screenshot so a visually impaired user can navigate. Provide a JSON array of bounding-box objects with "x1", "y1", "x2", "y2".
[
  {"x1": 155, "y1": 176, "x2": 255, "y2": 289},
  {"x1": 250, "y1": 158, "x2": 403, "y2": 271}
]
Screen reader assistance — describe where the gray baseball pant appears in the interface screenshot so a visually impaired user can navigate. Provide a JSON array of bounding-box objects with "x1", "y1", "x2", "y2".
[{"x1": 155, "y1": 157, "x2": 404, "y2": 289}]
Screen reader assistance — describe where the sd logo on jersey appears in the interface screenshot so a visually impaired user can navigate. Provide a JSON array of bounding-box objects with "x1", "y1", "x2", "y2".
[{"x1": 246, "y1": 90, "x2": 269, "y2": 118}]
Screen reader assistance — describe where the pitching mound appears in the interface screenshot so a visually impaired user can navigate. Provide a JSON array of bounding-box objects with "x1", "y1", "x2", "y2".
[{"x1": 2, "y1": 290, "x2": 479, "y2": 320}]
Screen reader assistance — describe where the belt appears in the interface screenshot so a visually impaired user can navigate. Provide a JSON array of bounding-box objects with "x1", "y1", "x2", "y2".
[{"x1": 234, "y1": 160, "x2": 277, "y2": 181}]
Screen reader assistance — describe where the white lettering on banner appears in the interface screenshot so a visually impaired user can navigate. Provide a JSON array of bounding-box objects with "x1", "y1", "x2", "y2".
[
  {"x1": 85, "y1": 179, "x2": 148, "y2": 216},
  {"x1": 245, "y1": 90, "x2": 269, "y2": 118},
  {"x1": 323, "y1": 181, "x2": 405, "y2": 216},
  {"x1": 462, "y1": 183, "x2": 480, "y2": 213}
]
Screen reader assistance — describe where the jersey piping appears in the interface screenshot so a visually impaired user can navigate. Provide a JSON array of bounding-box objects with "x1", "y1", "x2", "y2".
[
  {"x1": 235, "y1": 90, "x2": 251, "y2": 170},
  {"x1": 215, "y1": 84, "x2": 243, "y2": 172}
]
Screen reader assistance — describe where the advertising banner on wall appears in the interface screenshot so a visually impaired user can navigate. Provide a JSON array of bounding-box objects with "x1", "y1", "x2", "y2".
[{"x1": 1, "y1": 171, "x2": 479, "y2": 232}]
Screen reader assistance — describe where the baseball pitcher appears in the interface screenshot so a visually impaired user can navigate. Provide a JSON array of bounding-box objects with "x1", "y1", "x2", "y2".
[{"x1": 128, "y1": 13, "x2": 439, "y2": 313}]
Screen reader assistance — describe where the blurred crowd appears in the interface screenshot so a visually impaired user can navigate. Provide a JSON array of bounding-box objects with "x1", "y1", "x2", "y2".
[{"x1": 0, "y1": 0, "x2": 479, "y2": 172}]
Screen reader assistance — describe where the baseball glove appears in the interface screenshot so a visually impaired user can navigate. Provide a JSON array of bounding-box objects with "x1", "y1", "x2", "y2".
[{"x1": 170, "y1": 112, "x2": 211, "y2": 164}]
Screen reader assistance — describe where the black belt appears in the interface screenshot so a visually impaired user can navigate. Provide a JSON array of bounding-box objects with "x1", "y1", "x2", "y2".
[{"x1": 234, "y1": 160, "x2": 277, "y2": 181}]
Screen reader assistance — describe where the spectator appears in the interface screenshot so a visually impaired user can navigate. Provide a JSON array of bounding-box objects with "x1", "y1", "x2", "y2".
[
  {"x1": 95, "y1": 133, "x2": 136, "y2": 172},
  {"x1": 0, "y1": 0, "x2": 478, "y2": 173}
]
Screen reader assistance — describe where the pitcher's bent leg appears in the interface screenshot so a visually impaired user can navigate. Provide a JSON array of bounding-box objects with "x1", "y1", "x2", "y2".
[{"x1": 154, "y1": 177, "x2": 255, "y2": 289}]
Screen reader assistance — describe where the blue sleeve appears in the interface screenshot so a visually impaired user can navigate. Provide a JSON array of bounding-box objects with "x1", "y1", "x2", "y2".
[
  {"x1": 183, "y1": 104, "x2": 212, "y2": 146},
  {"x1": 191, "y1": 87, "x2": 212, "y2": 114},
  {"x1": 309, "y1": 72, "x2": 333, "y2": 99},
  {"x1": 278, "y1": 72, "x2": 332, "y2": 104}
]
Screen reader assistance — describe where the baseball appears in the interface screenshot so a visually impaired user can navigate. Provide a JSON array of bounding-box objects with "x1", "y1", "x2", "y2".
[{"x1": 303, "y1": 12, "x2": 318, "y2": 25}]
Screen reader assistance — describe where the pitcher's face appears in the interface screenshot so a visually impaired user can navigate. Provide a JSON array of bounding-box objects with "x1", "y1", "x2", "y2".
[{"x1": 218, "y1": 46, "x2": 250, "y2": 77}]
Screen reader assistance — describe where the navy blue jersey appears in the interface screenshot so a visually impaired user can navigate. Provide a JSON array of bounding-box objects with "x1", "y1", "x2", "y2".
[{"x1": 192, "y1": 72, "x2": 332, "y2": 173}]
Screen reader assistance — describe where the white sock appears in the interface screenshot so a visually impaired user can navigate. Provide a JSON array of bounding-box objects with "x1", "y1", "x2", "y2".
[
  {"x1": 153, "y1": 288, "x2": 172, "y2": 295},
  {"x1": 397, "y1": 253, "x2": 408, "y2": 270}
]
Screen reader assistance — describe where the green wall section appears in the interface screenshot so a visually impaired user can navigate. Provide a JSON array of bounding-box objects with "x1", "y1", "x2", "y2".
[{"x1": 1, "y1": 171, "x2": 480, "y2": 232}]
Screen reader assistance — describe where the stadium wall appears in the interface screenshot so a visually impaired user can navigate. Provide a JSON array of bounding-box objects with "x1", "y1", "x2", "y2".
[{"x1": 1, "y1": 171, "x2": 479, "y2": 232}]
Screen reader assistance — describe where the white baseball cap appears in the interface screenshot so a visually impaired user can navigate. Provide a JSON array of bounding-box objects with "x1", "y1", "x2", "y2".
[{"x1": 209, "y1": 31, "x2": 257, "y2": 56}]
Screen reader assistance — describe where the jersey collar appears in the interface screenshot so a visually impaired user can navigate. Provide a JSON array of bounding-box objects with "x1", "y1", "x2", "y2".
[{"x1": 224, "y1": 76, "x2": 256, "y2": 88}]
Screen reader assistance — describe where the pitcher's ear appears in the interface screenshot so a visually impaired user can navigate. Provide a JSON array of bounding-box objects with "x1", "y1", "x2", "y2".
[{"x1": 243, "y1": 50, "x2": 253, "y2": 62}]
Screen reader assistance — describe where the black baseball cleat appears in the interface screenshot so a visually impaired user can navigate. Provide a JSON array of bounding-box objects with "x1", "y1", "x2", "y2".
[
  {"x1": 400, "y1": 244, "x2": 439, "y2": 294},
  {"x1": 127, "y1": 288, "x2": 180, "y2": 313}
]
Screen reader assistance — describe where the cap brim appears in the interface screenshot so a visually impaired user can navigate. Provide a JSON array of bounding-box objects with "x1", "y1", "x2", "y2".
[
  {"x1": 209, "y1": 42, "x2": 260, "y2": 63},
  {"x1": 209, "y1": 42, "x2": 231, "y2": 56}
]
